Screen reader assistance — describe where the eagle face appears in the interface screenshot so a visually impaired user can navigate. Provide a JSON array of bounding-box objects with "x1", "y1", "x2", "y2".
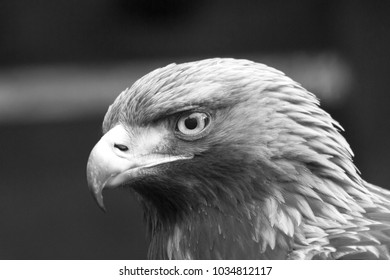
[
  {"x1": 87, "y1": 59, "x2": 281, "y2": 213},
  {"x1": 87, "y1": 58, "x2": 390, "y2": 259}
]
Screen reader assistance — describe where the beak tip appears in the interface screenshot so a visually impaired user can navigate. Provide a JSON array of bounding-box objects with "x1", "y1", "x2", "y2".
[
  {"x1": 100, "y1": 205, "x2": 107, "y2": 213},
  {"x1": 96, "y1": 197, "x2": 107, "y2": 213},
  {"x1": 87, "y1": 156, "x2": 108, "y2": 213},
  {"x1": 91, "y1": 189, "x2": 107, "y2": 213}
]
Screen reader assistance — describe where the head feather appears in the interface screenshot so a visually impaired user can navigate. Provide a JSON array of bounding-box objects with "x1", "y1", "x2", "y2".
[{"x1": 101, "y1": 58, "x2": 390, "y2": 259}]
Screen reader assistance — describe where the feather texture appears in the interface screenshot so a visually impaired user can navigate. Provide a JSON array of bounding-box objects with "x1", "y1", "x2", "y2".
[{"x1": 96, "y1": 58, "x2": 390, "y2": 259}]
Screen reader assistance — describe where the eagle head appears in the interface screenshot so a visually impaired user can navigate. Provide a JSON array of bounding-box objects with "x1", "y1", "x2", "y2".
[{"x1": 87, "y1": 58, "x2": 390, "y2": 259}]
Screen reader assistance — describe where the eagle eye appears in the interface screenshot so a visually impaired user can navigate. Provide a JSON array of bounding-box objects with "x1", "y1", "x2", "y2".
[
  {"x1": 175, "y1": 112, "x2": 211, "y2": 140},
  {"x1": 114, "y1": 143, "x2": 129, "y2": 152}
]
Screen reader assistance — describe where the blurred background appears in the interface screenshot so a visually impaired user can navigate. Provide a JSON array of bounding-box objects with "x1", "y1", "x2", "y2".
[{"x1": 0, "y1": 0, "x2": 389, "y2": 259}]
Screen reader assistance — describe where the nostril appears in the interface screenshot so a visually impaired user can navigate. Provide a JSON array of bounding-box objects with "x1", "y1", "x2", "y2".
[{"x1": 114, "y1": 144, "x2": 129, "y2": 152}]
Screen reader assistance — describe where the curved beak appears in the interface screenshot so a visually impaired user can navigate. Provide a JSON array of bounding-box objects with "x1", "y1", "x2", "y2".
[{"x1": 86, "y1": 124, "x2": 192, "y2": 211}]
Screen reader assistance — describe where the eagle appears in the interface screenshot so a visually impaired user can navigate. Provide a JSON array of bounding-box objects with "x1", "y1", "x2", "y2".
[{"x1": 86, "y1": 58, "x2": 390, "y2": 259}]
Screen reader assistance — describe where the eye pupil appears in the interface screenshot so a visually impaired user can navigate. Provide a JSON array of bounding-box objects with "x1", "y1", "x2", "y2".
[
  {"x1": 176, "y1": 112, "x2": 211, "y2": 139},
  {"x1": 114, "y1": 144, "x2": 128, "y2": 151},
  {"x1": 184, "y1": 117, "x2": 198, "y2": 130}
]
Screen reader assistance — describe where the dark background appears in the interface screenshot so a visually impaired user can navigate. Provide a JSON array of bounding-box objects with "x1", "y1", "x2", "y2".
[{"x1": 0, "y1": 0, "x2": 389, "y2": 259}]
